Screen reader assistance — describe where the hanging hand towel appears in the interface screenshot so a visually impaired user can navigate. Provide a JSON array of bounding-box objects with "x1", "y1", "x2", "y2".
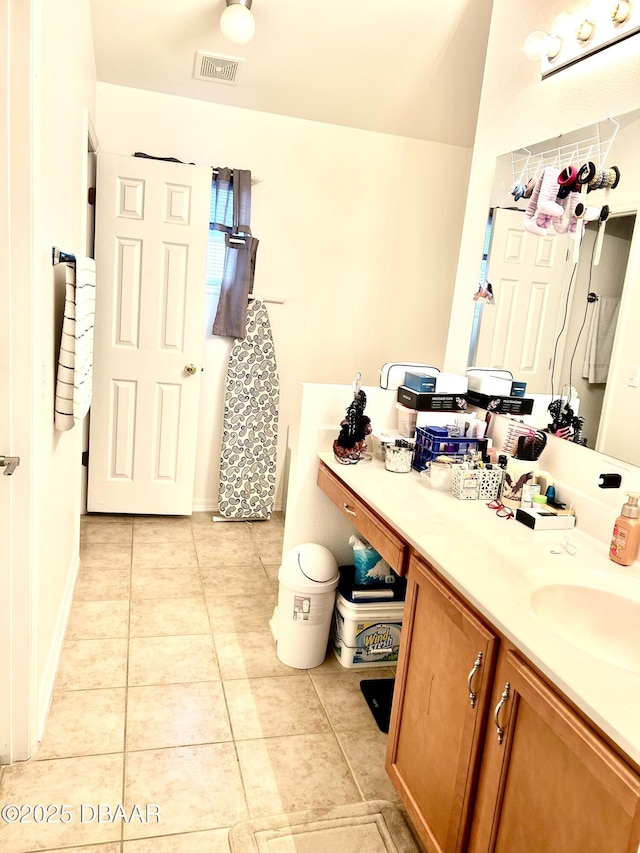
[
  {"x1": 582, "y1": 296, "x2": 620, "y2": 384},
  {"x1": 54, "y1": 256, "x2": 97, "y2": 431}
]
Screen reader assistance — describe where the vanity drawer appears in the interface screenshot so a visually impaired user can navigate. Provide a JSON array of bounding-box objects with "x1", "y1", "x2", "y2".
[{"x1": 317, "y1": 462, "x2": 408, "y2": 575}]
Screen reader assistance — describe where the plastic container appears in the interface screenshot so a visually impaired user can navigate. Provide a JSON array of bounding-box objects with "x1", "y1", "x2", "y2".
[
  {"x1": 610, "y1": 492, "x2": 640, "y2": 566},
  {"x1": 331, "y1": 592, "x2": 405, "y2": 668},
  {"x1": 395, "y1": 403, "x2": 418, "y2": 438},
  {"x1": 272, "y1": 544, "x2": 339, "y2": 669},
  {"x1": 413, "y1": 426, "x2": 479, "y2": 471}
]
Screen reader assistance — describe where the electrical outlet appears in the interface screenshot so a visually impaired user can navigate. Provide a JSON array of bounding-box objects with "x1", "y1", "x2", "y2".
[{"x1": 628, "y1": 366, "x2": 640, "y2": 388}]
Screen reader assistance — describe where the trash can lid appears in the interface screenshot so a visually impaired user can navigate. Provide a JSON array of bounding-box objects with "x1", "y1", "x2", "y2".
[{"x1": 279, "y1": 543, "x2": 339, "y2": 588}]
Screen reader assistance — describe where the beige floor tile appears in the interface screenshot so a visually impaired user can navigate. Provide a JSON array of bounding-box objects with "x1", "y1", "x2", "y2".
[
  {"x1": 236, "y1": 733, "x2": 361, "y2": 818},
  {"x1": 132, "y1": 542, "x2": 198, "y2": 569},
  {"x1": 129, "y1": 597, "x2": 210, "y2": 637},
  {"x1": 206, "y1": 593, "x2": 276, "y2": 634},
  {"x1": 336, "y1": 729, "x2": 402, "y2": 804},
  {"x1": 126, "y1": 682, "x2": 231, "y2": 751},
  {"x1": 252, "y1": 539, "x2": 284, "y2": 564},
  {"x1": 224, "y1": 675, "x2": 330, "y2": 740},
  {"x1": 134, "y1": 515, "x2": 192, "y2": 528},
  {"x1": 123, "y1": 743, "x2": 248, "y2": 839},
  {"x1": 35, "y1": 688, "x2": 126, "y2": 760},
  {"x1": 195, "y1": 537, "x2": 260, "y2": 567},
  {"x1": 80, "y1": 521, "x2": 134, "y2": 545},
  {"x1": 80, "y1": 543, "x2": 133, "y2": 570},
  {"x1": 214, "y1": 630, "x2": 297, "y2": 680},
  {"x1": 66, "y1": 600, "x2": 130, "y2": 640},
  {"x1": 200, "y1": 563, "x2": 272, "y2": 598},
  {"x1": 133, "y1": 520, "x2": 194, "y2": 544},
  {"x1": 310, "y1": 669, "x2": 396, "y2": 732},
  {"x1": 261, "y1": 563, "x2": 280, "y2": 584},
  {"x1": 131, "y1": 567, "x2": 202, "y2": 600},
  {"x1": 42, "y1": 845, "x2": 122, "y2": 853},
  {"x1": 82, "y1": 513, "x2": 134, "y2": 524},
  {"x1": 74, "y1": 569, "x2": 131, "y2": 602},
  {"x1": 56, "y1": 639, "x2": 128, "y2": 690},
  {"x1": 0, "y1": 753, "x2": 124, "y2": 851},
  {"x1": 123, "y1": 827, "x2": 231, "y2": 852},
  {"x1": 191, "y1": 520, "x2": 252, "y2": 539},
  {"x1": 128, "y1": 635, "x2": 220, "y2": 686},
  {"x1": 247, "y1": 520, "x2": 284, "y2": 543}
]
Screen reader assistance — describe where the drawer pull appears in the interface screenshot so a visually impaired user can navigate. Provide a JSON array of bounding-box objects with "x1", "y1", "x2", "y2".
[
  {"x1": 467, "y1": 651, "x2": 483, "y2": 709},
  {"x1": 494, "y1": 681, "x2": 511, "y2": 745},
  {"x1": 343, "y1": 502, "x2": 357, "y2": 517}
]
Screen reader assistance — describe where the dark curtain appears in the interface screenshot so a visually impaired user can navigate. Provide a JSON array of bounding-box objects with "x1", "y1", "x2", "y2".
[{"x1": 211, "y1": 168, "x2": 258, "y2": 339}]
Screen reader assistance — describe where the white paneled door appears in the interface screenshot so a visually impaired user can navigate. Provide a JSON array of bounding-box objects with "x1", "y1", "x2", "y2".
[
  {"x1": 474, "y1": 207, "x2": 573, "y2": 394},
  {"x1": 87, "y1": 154, "x2": 211, "y2": 515}
]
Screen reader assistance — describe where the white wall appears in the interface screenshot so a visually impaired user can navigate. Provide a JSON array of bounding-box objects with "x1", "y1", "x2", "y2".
[
  {"x1": 34, "y1": 0, "x2": 97, "y2": 732},
  {"x1": 95, "y1": 84, "x2": 473, "y2": 512}
]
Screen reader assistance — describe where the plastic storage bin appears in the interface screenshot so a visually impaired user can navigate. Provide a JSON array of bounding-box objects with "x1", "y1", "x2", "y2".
[
  {"x1": 395, "y1": 403, "x2": 418, "y2": 437},
  {"x1": 331, "y1": 592, "x2": 405, "y2": 668},
  {"x1": 272, "y1": 544, "x2": 339, "y2": 669},
  {"x1": 412, "y1": 426, "x2": 479, "y2": 472}
]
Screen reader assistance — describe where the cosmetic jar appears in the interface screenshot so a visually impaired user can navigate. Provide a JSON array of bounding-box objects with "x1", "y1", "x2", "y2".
[
  {"x1": 385, "y1": 442, "x2": 414, "y2": 473},
  {"x1": 429, "y1": 458, "x2": 453, "y2": 490}
]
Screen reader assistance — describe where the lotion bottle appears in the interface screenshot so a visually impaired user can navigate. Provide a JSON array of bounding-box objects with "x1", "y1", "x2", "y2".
[{"x1": 609, "y1": 492, "x2": 640, "y2": 566}]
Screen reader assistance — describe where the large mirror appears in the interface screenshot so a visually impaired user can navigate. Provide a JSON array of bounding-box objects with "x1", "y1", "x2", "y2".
[{"x1": 468, "y1": 109, "x2": 640, "y2": 467}]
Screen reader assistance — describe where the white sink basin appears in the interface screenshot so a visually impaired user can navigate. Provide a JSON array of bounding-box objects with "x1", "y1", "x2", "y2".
[{"x1": 528, "y1": 570, "x2": 640, "y2": 673}]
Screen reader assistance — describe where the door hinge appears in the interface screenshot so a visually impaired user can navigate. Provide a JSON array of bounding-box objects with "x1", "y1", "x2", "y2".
[
  {"x1": 82, "y1": 449, "x2": 89, "y2": 467},
  {"x1": 88, "y1": 187, "x2": 96, "y2": 205}
]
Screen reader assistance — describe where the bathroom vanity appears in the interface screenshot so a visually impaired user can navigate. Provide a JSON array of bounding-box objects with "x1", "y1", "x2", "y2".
[{"x1": 317, "y1": 456, "x2": 640, "y2": 853}]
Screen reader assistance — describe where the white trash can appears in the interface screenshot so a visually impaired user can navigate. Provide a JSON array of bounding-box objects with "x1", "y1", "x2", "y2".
[{"x1": 272, "y1": 543, "x2": 339, "y2": 669}]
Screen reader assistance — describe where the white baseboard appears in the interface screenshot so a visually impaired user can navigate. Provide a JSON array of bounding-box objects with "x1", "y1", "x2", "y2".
[{"x1": 37, "y1": 548, "x2": 81, "y2": 746}]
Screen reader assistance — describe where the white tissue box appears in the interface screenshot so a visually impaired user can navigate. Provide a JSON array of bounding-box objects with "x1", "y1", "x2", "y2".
[
  {"x1": 434, "y1": 372, "x2": 468, "y2": 394},
  {"x1": 466, "y1": 368, "x2": 513, "y2": 396}
]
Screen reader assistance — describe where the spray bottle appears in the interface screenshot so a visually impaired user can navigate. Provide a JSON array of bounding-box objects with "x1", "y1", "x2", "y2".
[{"x1": 609, "y1": 492, "x2": 640, "y2": 566}]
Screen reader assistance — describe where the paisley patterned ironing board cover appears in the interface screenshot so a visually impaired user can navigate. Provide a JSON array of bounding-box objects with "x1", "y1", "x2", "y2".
[{"x1": 218, "y1": 299, "x2": 280, "y2": 519}]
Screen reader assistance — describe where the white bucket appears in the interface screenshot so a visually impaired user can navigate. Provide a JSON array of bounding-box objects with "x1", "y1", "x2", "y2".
[
  {"x1": 331, "y1": 592, "x2": 405, "y2": 669},
  {"x1": 274, "y1": 544, "x2": 339, "y2": 669}
]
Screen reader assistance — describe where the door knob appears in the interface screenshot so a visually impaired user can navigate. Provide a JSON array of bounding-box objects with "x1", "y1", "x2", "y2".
[
  {"x1": 0, "y1": 456, "x2": 20, "y2": 476},
  {"x1": 184, "y1": 364, "x2": 197, "y2": 376}
]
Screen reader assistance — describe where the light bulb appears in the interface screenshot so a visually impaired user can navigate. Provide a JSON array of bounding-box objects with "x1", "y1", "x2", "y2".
[
  {"x1": 611, "y1": 0, "x2": 631, "y2": 22},
  {"x1": 551, "y1": 12, "x2": 576, "y2": 37},
  {"x1": 220, "y1": 3, "x2": 255, "y2": 45},
  {"x1": 523, "y1": 30, "x2": 548, "y2": 60},
  {"x1": 583, "y1": 0, "x2": 605, "y2": 22}
]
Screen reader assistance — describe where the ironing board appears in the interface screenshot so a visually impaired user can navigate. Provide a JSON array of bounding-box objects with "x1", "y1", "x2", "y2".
[{"x1": 218, "y1": 299, "x2": 279, "y2": 519}]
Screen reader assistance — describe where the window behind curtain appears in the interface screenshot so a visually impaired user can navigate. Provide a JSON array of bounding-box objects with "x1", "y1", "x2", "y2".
[{"x1": 205, "y1": 179, "x2": 233, "y2": 299}]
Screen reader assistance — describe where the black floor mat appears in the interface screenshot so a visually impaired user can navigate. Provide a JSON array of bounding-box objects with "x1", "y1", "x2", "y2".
[{"x1": 360, "y1": 678, "x2": 395, "y2": 734}]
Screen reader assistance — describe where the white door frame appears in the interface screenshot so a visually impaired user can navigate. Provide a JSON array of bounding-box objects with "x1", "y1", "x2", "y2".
[{"x1": 0, "y1": 0, "x2": 40, "y2": 764}]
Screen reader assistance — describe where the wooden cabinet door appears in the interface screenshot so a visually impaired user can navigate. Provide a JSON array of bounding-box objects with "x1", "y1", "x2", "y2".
[
  {"x1": 386, "y1": 553, "x2": 498, "y2": 853},
  {"x1": 470, "y1": 649, "x2": 640, "y2": 853}
]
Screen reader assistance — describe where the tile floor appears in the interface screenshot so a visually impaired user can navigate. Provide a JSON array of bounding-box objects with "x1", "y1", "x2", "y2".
[{"x1": 0, "y1": 512, "x2": 402, "y2": 853}]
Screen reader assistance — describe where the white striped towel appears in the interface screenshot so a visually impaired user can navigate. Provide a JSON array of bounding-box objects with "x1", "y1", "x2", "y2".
[{"x1": 54, "y1": 256, "x2": 97, "y2": 431}]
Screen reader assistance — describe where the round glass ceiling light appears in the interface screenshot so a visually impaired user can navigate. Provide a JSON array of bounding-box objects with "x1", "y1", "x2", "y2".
[{"x1": 220, "y1": 0, "x2": 256, "y2": 45}]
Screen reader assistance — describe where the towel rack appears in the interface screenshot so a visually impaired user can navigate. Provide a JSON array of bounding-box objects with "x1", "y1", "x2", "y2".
[
  {"x1": 52, "y1": 247, "x2": 76, "y2": 265},
  {"x1": 248, "y1": 293, "x2": 284, "y2": 305}
]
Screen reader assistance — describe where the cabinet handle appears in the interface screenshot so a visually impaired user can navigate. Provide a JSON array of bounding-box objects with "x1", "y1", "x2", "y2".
[
  {"x1": 467, "y1": 651, "x2": 483, "y2": 708},
  {"x1": 343, "y1": 503, "x2": 357, "y2": 517},
  {"x1": 493, "y1": 681, "x2": 511, "y2": 745}
]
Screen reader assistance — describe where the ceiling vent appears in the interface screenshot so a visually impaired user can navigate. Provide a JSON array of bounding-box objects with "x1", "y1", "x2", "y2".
[{"x1": 194, "y1": 52, "x2": 243, "y2": 85}]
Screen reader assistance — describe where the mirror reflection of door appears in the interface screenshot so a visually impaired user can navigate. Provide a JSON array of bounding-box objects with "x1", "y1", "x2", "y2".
[
  {"x1": 470, "y1": 206, "x2": 635, "y2": 450},
  {"x1": 470, "y1": 207, "x2": 572, "y2": 393}
]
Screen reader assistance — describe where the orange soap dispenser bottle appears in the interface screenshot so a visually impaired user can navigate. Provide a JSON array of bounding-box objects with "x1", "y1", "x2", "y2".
[{"x1": 609, "y1": 492, "x2": 640, "y2": 566}]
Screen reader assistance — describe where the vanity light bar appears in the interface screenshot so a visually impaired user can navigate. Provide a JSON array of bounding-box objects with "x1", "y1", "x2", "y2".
[{"x1": 524, "y1": 1, "x2": 640, "y2": 79}]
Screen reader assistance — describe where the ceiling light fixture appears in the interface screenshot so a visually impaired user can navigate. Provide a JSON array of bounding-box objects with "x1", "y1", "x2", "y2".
[
  {"x1": 524, "y1": 0, "x2": 640, "y2": 77},
  {"x1": 220, "y1": 0, "x2": 255, "y2": 45}
]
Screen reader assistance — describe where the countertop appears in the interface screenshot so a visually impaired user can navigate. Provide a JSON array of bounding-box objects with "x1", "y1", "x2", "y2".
[{"x1": 318, "y1": 452, "x2": 640, "y2": 769}]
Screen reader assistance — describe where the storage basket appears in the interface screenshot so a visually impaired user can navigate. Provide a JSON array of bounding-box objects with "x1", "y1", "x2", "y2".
[{"x1": 412, "y1": 426, "x2": 479, "y2": 472}]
